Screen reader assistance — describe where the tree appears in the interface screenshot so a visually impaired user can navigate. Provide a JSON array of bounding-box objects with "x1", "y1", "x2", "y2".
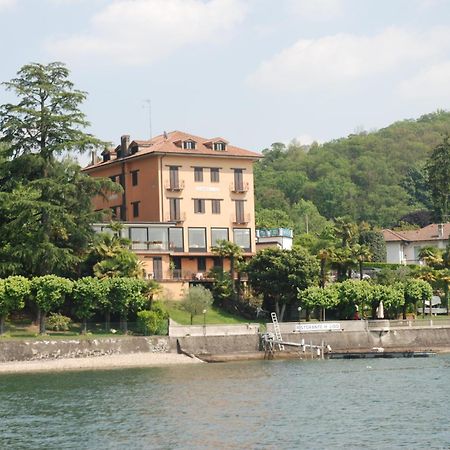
[
  {"x1": 298, "y1": 285, "x2": 339, "y2": 321},
  {"x1": 0, "y1": 276, "x2": 31, "y2": 334},
  {"x1": 359, "y1": 229, "x2": 386, "y2": 262},
  {"x1": 0, "y1": 62, "x2": 104, "y2": 163},
  {"x1": 72, "y1": 277, "x2": 109, "y2": 334},
  {"x1": 0, "y1": 63, "x2": 117, "y2": 277},
  {"x1": 0, "y1": 159, "x2": 116, "y2": 277},
  {"x1": 336, "y1": 279, "x2": 373, "y2": 319},
  {"x1": 86, "y1": 223, "x2": 142, "y2": 279},
  {"x1": 426, "y1": 135, "x2": 450, "y2": 222},
  {"x1": 108, "y1": 277, "x2": 151, "y2": 333},
  {"x1": 31, "y1": 275, "x2": 73, "y2": 334},
  {"x1": 246, "y1": 247, "x2": 319, "y2": 321},
  {"x1": 404, "y1": 279, "x2": 432, "y2": 319},
  {"x1": 211, "y1": 240, "x2": 242, "y2": 300},
  {"x1": 256, "y1": 209, "x2": 293, "y2": 229},
  {"x1": 180, "y1": 285, "x2": 213, "y2": 325}
]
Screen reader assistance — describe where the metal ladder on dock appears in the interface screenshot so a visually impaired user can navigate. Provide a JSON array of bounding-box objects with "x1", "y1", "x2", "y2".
[{"x1": 271, "y1": 312, "x2": 284, "y2": 350}]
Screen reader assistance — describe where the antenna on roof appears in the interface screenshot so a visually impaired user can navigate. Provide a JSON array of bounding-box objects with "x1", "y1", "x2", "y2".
[{"x1": 144, "y1": 99, "x2": 152, "y2": 140}]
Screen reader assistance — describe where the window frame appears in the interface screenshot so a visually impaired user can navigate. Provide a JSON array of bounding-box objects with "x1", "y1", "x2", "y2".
[
  {"x1": 194, "y1": 167, "x2": 204, "y2": 182},
  {"x1": 188, "y1": 227, "x2": 207, "y2": 252},
  {"x1": 210, "y1": 168, "x2": 220, "y2": 182},
  {"x1": 233, "y1": 228, "x2": 251, "y2": 252},
  {"x1": 211, "y1": 199, "x2": 221, "y2": 214},
  {"x1": 194, "y1": 198, "x2": 206, "y2": 214},
  {"x1": 131, "y1": 170, "x2": 139, "y2": 186}
]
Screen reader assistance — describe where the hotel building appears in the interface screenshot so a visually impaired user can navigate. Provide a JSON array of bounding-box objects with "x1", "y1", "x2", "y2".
[{"x1": 83, "y1": 131, "x2": 261, "y2": 297}]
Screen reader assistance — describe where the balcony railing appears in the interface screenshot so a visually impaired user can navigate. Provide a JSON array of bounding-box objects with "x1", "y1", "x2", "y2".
[
  {"x1": 164, "y1": 212, "x2": 186, "y2": 223},
  {"x1": 231, "y1": 213, "x2": 251, "y2": 225},
  {"x1": 165, "y1": 179, "x2": 185, "y2": 191},
  {"x1": 230, "y1": 181, "x2": 249, "y2": 193}
]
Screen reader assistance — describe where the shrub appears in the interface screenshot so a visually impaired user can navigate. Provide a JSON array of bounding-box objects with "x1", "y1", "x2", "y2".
[
  {"x1": 46, "y1": 313, "x2": 72, "y2": 331},
  {"x1": 137, "y1": 302, "x2": 168, "y2": 335}
]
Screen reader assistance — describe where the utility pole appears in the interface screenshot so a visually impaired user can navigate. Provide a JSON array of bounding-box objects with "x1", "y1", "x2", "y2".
[{"x1": 144, "y1": 99, "x2": 152, "y2": 140}]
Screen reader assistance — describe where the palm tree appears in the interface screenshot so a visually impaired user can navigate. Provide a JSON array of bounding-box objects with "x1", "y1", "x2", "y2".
[
  {"x1": 211, "y1": 240, "x2": 243, "y2": 300},
  {"x1": 352, "y1": 244, "x2": 372, "y2": 280},
  {"x1": 418, "y1": 246, "x2": 443, "y2": 268},
  {"x1": 317, "y1": 247, "x2": 332, "y2": 288}
]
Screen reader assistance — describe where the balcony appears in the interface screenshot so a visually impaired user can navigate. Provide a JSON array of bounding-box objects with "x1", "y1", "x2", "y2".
[
  {"x1": 164, "y1": 212, "x2": 186, "y2": 223},
  {"x1": 231, "y1": 213, "x2": 251, "y2": 225},
  {"x1": 165, "y1": 179, "x2": 185, "y2": 191},
  {"x1": 230, "y1": 181, "x2": 249, "y2": 193}
]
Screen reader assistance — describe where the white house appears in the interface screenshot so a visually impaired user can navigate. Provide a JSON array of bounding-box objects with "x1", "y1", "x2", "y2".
[{"x1": 382, "y1": 223, "x2": 450, "y2": 264}]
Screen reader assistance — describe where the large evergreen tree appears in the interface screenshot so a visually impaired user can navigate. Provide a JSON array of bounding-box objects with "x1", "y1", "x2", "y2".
[{"x1": 0, "y1": 62, "x2": 116, "y2": 277}]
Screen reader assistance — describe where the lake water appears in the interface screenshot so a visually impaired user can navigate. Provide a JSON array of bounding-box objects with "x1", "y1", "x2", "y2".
[{"x1": 1, "y1": 355, "x2": 450, "y2": 449}]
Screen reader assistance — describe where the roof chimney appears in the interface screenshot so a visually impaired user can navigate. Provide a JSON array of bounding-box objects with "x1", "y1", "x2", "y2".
[
  {"x1": 120, "y1": 135, "x2": 130, "y2": 157},
  {"x1": 438, "y1": 223, "x2": 444, "y2": 238}
]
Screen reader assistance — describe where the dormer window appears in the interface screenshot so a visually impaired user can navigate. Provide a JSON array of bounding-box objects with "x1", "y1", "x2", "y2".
[
  {"x1": 183, "y1": 140, "x2": 196, "y2": 150},
  {"x1": 213, "y1": 142, "x2": 226, "y2": 151}
]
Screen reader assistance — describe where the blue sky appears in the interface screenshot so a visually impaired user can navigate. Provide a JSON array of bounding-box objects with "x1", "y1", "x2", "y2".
[{"x1": 1, "y1": 0, "x2": 450, "y2": 162}]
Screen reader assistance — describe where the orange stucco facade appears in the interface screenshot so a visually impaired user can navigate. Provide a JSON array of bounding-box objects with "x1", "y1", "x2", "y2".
[{"x1": 84, "y1": 131, "x2": 261, "y2": 298}]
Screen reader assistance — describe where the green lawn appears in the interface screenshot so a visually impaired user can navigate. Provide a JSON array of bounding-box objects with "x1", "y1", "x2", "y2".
[
  {"x1": 165, "y1": 302, "x2": 251, "y2": 325},
  {"x1": 0, "y1": 321, "x2": 137, "y2": 340}
]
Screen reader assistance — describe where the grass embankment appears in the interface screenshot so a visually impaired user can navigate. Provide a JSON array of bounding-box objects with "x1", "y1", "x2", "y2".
[
  {"x1": 0, "y1": 303, "x2": 251, "y2": 339},
  {"x1": 163, "y1": 302, "x2": 250, "y2": 326}
]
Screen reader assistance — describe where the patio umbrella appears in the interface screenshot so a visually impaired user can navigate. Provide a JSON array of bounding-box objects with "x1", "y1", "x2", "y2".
[{"x1": 376, "y1": 300, "x2": 384, "y2": 319}]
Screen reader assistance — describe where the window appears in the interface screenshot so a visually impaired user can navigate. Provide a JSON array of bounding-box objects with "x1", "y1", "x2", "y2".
[
  {"x1": 235, "y1": 200, "x2": 245, "y2": 223},
  {"x1": 213, "y1": 142, "x2": 226, "y2": 151},
  {"x1": 194, "y1": 167, "x2": 203, "y2": 182},
  {"x1": 211, "y1": 228, "x2": 228, "y2": 247},
  {"x1": 153, "y1": 257, "x2": 163, "y2": 281},
  {"x1": 169, "y1": 166, "x2": 179, "y2": 189},
  {"x1": 197, "y1": 256, "x2": 206, "y2": 271},
  {"x1": 188, "y1": 228, "x2": 206, "y2": 252},
  {"x1": 194, "y1": 199, "x2": 205, "y2": 214},
  {"x1": 211, "y1": 199, "x2": 221, "y2": 214},
  {"x1": 147, "y1": 227, "x2": 169, "y2": 251},
  {"x1": 183, "y1": 140, "x2": 196, "y2": 150},
  {"x1": 131, "y1": 201, "x2": 140, "y2": 218},
  {"x1": 119, "y1": 174, "x2": 125, "y2": 188},
  {"x1": 111, "y1": 206, "x2": 120, "y2": 219},
  {"x1": 169, "y1": 228, "x2": 184, "y2": 252},
  {"x1": 131, "y1": 170, "x2": 139, "y2": 186},
  {"x1": 233, "y1": 228, "x2": 251, "y2": 252},
  {"x1": 130, "y1": 227, "x2": 147, "y2": 250},
  {"x1": 210, "y1": 168, "x2": 220, "y2": 182},
  {"x1": 109, "y1": 175, "x2": 117, "y2": 183},
  {"x1": 169, "y1": 198, "x2": 181, "y2": 221},
  {"x1": 234, "y1": 169, "x2": 243, "y2": 191},
  {"x1": 213, "y1": 256, "x2": 223, "y2": 270}
]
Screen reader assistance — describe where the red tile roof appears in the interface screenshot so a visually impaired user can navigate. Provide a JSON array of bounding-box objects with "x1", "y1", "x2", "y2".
[
  {"x1": 383, "y1": 223, "x2": 450, "y2": 242},
  {"x1": 85, "y1": 131, "x2": 261, "y2": 169}
]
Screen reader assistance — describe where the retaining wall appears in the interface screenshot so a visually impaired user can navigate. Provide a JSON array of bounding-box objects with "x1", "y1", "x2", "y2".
[
  {"x1": 278, "y1": 328, "x2": 450, "y2": 352},
  {"x1": 0, "y1": 336, "x2": 170, "y2": 363},
  {"x1": 169, "y1": 322, "x2": 260, "y2": 337}
]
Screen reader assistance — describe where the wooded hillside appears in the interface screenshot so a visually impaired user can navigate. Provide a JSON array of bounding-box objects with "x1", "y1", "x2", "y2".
[{"x1": 255, "y1": 110, "x2": 450, "y2": 233}]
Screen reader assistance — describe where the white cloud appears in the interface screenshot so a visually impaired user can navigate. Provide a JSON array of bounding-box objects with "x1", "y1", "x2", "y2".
[
  {"x1": 46, "y1": 0, "x2": 247, "y2": 66},
  {"x1": 398, "y1": 61, "x2": 450, "y2": 102},
  {"x1": 0, "y1": 0, "x2": 16, "y2": 10},
  {"x1": 287, "y1": 0, "x2": 343, "y2": 20},
  {"x1": 248, "y1": 27, "x2": 450, "y2": 93}
]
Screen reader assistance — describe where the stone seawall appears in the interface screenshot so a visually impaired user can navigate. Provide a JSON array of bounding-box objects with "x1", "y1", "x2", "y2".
[
  {"x1": 1, "y1": 327, "x2": 449, "y2": 363},
  {"x1": 176, "y1": 334, "x2": 261, "y2": 355},
  {"x1": 279, "y1": 328, "x2": 450, "y2": 352},
  {"x1": 0, "y1": 336, "x2": 170, "y2": 362}
]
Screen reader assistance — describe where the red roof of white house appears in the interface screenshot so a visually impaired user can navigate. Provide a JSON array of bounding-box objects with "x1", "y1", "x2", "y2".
[{"x1": 382, "y1": 223, "x2": 450, "y2": 242}]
